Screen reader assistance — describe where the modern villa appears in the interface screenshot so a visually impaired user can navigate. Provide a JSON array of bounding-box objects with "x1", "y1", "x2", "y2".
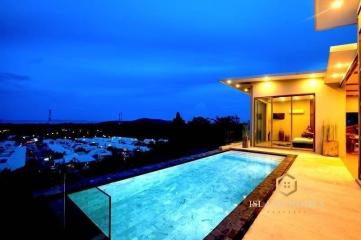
[
  {"x1": 223, "y1": 0, "x2": 361, "y2": 182},
  {"x1": 59, "y1": 1, "x2": 361, "y2": 240}
]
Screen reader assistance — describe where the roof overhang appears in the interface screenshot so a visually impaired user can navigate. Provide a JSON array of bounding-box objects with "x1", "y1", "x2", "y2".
[
  {"x1": 344, "y1": 61, "x2": 359, "y2": 96},
  {"x1": 325, "y1": 43, "x2": 357, "y2": 84},
  {"x1": 221, "y1": 72, "x2": 325, "y2": 94},
  {"x1": 221, "y1": 43, "x2": 358, "y2": 94},
  {"x1": 315, "y1": 0, "x2": 358, "y2": 30}
]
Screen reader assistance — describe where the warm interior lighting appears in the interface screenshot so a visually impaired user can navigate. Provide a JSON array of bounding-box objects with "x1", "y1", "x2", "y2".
[
  {"x1": 263, "y1": 81, "x2": 272, "y2": 88},
  {"x1": 330, "y1": 0, "x2": 343, "y2": 9},
  {"x1": 331, "y1": 73, "x2": 343, "y2": 79},
  {"x1": 244, "y1": 88, "x2": 249, "y2": 92},
  {"x1": 261, "y1": 80, "x2": 275, "y2": 92},
  {"x1": 308, "y1": 79, "x2": 318, "y2": 88},
  {"x1": 331, "y1": 73, "x2": 344, "y2": 78},
  {"x1": 335, "y1": 62, "x2": 350, "y2": 69},
  {"x1": 335, "y1": 63, "x2": 343, "y2": 68},
  {"x1": 335, "y1": 62, "x2": 345, "y2": 69},
  {"x1": 293, "y1": 96, "x2": 300, "y2": 100},
  {"x1": 226, "y1": 80, "x2": 232, "y2": 84},
  {"x1": 263, "y1": 76, "x2": 269, "y2": 81},
  {"x1": 235, "y1": 84, "x2": 240, "y2": 88},
  {"x1": 280, "y1": 97, "x2": 285, "y2": 102}
]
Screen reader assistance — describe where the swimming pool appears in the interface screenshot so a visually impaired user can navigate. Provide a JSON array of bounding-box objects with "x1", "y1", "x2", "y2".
[{"x1": 68, "y1": 150, "x2": 284, "y2": 239}]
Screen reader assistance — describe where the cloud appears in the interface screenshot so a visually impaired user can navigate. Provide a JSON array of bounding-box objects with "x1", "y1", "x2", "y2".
[{"x1": 0, "y1": 72, "x2": 30, "y2": 82}]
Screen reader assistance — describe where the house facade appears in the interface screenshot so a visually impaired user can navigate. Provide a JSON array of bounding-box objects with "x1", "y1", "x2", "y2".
[{"x1": 222, "y1": 0, "x2": 361, "y2": 182}]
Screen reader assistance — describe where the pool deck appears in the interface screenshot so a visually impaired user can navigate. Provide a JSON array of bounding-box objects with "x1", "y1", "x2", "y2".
[{"x1": 221, "y1": 144, "x2": 361, "y2": 240}]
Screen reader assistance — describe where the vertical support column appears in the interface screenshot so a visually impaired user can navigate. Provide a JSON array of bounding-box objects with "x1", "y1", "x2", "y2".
[
  {"x1": 250, "y1": 87, "x2": 254, "y2": 147},
  {"x1": 357, "y1": 1, "x2": 361, "y2": 183},
  {"x1": 290, "y1": 96, "x2": 293, "y2": 150},
  {"x1": 270, "y1": 97, "x2": 273, "y2": 148}
]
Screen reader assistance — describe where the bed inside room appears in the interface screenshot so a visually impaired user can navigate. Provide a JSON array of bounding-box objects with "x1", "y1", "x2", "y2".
[{"x1": 290, "y1": 95, "x2": 315, "y2": 150}]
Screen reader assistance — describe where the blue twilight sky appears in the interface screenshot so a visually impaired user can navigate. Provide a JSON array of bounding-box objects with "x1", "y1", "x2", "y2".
[{"x1": 0, "y1": 0, "x2": 356, "y2": 122}]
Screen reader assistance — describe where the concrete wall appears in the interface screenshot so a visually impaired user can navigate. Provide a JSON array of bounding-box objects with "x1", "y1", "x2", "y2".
[{"x1": 251, "y1": 78, "x2": 346, "y2": 156}]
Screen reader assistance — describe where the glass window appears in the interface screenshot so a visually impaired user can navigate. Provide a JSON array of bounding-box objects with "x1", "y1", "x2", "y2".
[
  {"x1": 272, "y1": 96, "x2": 292, "y2": 149},
  {"x1": 291, "y1": 95, "x2": 314, "y2": 150},
  {"x1": 254, "y1": 94, "x2": 315, "y2": 151},
  {"x1": 254, "y1": 97, "x2": 272, "y2": 147}
]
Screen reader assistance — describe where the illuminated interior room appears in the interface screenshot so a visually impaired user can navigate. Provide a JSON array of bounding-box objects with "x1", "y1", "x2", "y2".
[{"x1": 254, "y1": 94, "x2": 315, "y2": 151}]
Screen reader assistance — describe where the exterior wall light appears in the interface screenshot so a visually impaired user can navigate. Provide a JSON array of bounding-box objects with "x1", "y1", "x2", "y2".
[
  {"x1": 330, "y1": 0, "x2": 343, "y2": 9},
  {"x1": 331, "y1": 73, "x2": 343, "y2": 78},
  {"x1": 308, "y1": 79, "x2": 318, "y2": 88}
]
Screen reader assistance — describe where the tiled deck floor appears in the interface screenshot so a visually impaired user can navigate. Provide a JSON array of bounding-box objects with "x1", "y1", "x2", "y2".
[{"x1": 224, "y1": 145, "x2": 361, "y2": 240}]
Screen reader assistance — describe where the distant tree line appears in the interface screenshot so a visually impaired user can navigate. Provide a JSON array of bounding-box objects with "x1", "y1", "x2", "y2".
[
  {"x1": 0, "y1": 113, "x2": 247, "y2": 144},
  {"x1": 170, "y1": 112, "x2": 245, "y2": 149}
]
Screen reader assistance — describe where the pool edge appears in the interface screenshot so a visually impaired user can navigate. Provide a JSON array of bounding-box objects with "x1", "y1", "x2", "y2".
[
  {"x1": 65, "y1": 149, "x2": 295, "y2": 240},
  {"x1": 204, "y1": 150, "x2": 297, "y2": 240}
]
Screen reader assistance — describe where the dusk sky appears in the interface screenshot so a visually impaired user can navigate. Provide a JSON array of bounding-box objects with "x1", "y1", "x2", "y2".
[{"x1": 0, "y1": 0, "x2": 356, "y2": 122}]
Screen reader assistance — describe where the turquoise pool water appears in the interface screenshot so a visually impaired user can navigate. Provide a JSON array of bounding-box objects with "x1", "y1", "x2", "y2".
[{"x1": 69, "y1": 150, "x2": 283, "y2": 239}]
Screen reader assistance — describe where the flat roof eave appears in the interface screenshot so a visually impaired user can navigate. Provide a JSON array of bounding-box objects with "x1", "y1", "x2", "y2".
[
  {"x1": 315, "y1": 0, "x2": 358, "y2": 31},
  {"x1": 221, "y1": 71, "x2": 326, "y2": 94},
  {"x1": 325, "y1": 43, "x2": 358, "y2": 84},
  {"x1": 222, "y1": 71, "x2": 325, "y2": 84}
]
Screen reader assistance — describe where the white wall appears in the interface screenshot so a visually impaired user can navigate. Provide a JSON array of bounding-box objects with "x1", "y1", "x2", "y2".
[{"x1": 251, "y1": 78, "x2": 346, "y2": 156}]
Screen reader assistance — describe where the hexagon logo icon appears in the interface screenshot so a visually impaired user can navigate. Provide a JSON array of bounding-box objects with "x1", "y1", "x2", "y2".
[{"x1": 276, "y1": 173, "x2": 297, "y2": 196}]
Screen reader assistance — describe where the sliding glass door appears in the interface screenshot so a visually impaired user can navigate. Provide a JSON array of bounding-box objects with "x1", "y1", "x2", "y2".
[
  {"x1": 254, "y1": 94, "x2": 315, "y2": 151},
  {"x1": 291, "y1": 95, "x2": 315, "y2": 150},
  {"x1": 254, "y1": 97, "x2": 272, "y2": 147},
  {"x1": 272, "y1": 96, "x2": 292, "y2": 149}
]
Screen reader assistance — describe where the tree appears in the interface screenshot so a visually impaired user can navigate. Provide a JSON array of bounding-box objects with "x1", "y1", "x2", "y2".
[
  {"x1": 214, "y1": 116, "x2": 242, "y2": 144},
  {"x1": 188, "y1": 116, "x2": 211, "y2": 128},
  {"x1": 187, "y1": 117, "x2": 212, "y2": 146},
  {"x1": 172, "y1": 112, "x2": 186, "y2": 127},
  {"x1": 170, "y1": 112, "x2": 186, "y2": 146}
]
